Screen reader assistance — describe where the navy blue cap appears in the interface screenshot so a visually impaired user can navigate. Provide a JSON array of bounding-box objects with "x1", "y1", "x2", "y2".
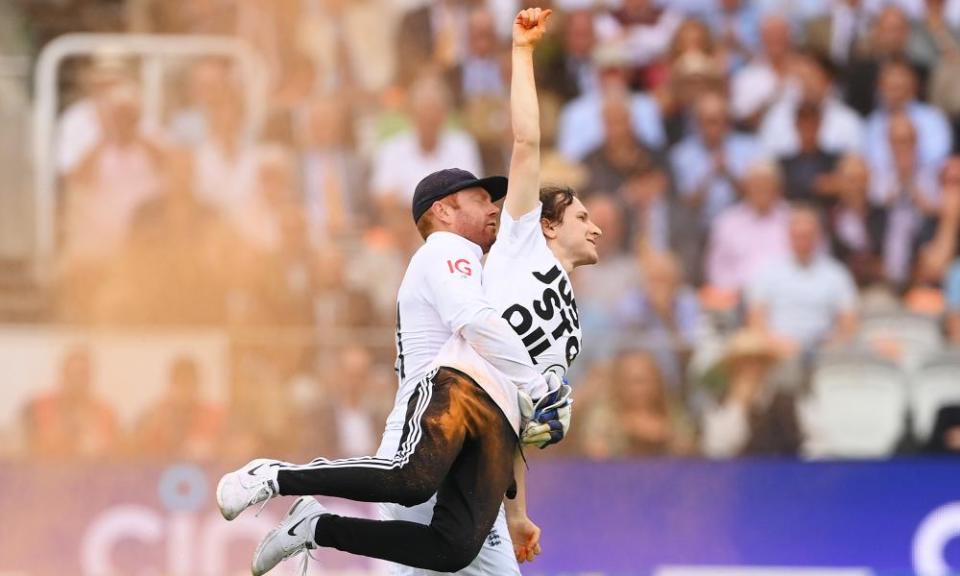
[{"x1": 411, "y1": 168, "x2": 508, "y2": 223}]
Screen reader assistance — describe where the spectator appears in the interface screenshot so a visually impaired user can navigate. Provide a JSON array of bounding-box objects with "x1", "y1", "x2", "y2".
[
  {"x1": 869, "y1": 112, "x2": 940, "y2": 288},
  {"x1": 581, "y1": 349, "x2": 694, "y2": 458},
  {"x1": 826, "y1": 154, "x2": 888, "y2": 287},
  {"x1": 299, "y1": 95, "x2": 367, "y2": 241},
  {"x1": 867, "y1": 58, "x2": 952, "y2": 171},
  {"x1": 780, "y1": 102, "x2": 840, "y2": 206},
  {"x1": 572, "y1": 195, "x2": 642, "y2": 361},
  {"x1": 804, "y1": 0, "x2": 871, "y2": 67},
  {"x1": 370, "y1": 75, "x2": 481, "y2": 211},
  {"x1": 731, "y1": 14, "x2": 797, "y2": 128},
  {"x1": 706, "y1": 159, "x2": 791, "y2": 291},
  {"x1": 706, "y1": 0, "x2": 762, "y2": 72},
  {"x1": 22, "y1": 347, "x2": 118, "y2": 459},
  {"x1": 63, "y1": 82, "x2": 164, "y2": 267},
  {"x1": 924, "y1": 405, "x2": 960, "y2": 454},
  {"x1": 536, "y1": 9, "x2": 598, "y2": 103},
  {"x1": 616, "y1": 250, "x2": 701, "y2": 389},
  {"x1": 56, "y1": 55, "x2": 134, "y2": 175},
  {"x1": 656, "y1": 38, "x2": 726, "y2": 147},
  {"x1": 134, "y1": 355, "x2": 225, "y2": 460},
  {"x1": 910, "y1": 0, "x2": 960, "y2": 69},
  {"x1": 620, "y1": 168, "x2": 673, "y2": 253},
  {"x1": 395, "y1": 0, "x2": 474, "y2": 88},
  {"x1": 167, "y1": 57, "x2": 233, "y2": 147},
  {"x1": 556, "y1": 43, "x2": 665, "y2": 161},
  {"x1": 593, "y1": 0, "x2": 685, "y2": 69},
  {"x1": 325, "y1": 344, "x2": 392, "y2": 458},
  {"x1": 701, "y1": 329, "x2": 802, "y2": 458},
  {"x1": 671, "y1": 90, "x2": 759, "y2": 227},
  {"x1": 192, "y1": 90, "x2": 260, "y2": 232},
  {"x1": 759, "y1": 51, "x2": 865, "y2": 158},
  {"x1": 460, "y1": 8, "x2": 511, "y2": 175},
  {"x1": 582, "y1": 88, "x2": 668, "y2": 199},
  {"x1": 95, "y1": 149, "x2": 230, "y2": 325},
  {"x1": 748, "y1": 205, "x2": 858, "y2": 353},
  {"x1": 844, "y1": 6, "x2": 929, "y2": 116}
]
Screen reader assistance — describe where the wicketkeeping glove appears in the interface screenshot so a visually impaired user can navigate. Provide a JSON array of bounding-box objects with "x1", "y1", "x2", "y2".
[{"x1": 518, "y1": 372, "x2": 572, "y2": 449}]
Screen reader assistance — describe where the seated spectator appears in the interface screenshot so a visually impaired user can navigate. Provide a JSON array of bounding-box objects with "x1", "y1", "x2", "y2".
[
  {"x1": 706, "y1": 160, "x2": 791, "y2": 292},
  {"x1": 460, "y1": 8, "x2": 510, "y2": 175},
  {"x1": 865, "y1": 58, "x2": 952, "y2": 171},
  {"x1": 536, "y1": 9, "x2": 598, "y2": 103},
  {"x1": 56, "y1": 55, "x2": 133, "y2": 176},
  {"x1": 869, "y1": 112, "x2": 940, "y2": 288},
  {"x1": 826, "y1": 154, "x2": 888, "y2": 287},
  {"x1": 299, "y1": 95, "x2": 367, "y2": 241},
  {"x1": 780, "y1": 102, "x2": 840, "y2": 206},
  {"x1": 324, "y1": 344, "x2": 393, "y2": 458},
  {"x1": 192, "y1": 89, "x2": 259, "y2": 232},
  {"x1": 582, "y1": 88, "x2": 668, "y2": 198},
  {"x1": 370, "y1": 75, "x2": 481, "y2": 211},
  {"x1": 134, "y1": 355, "x2": 224, "y2": 460},
  {"x1": 395, "y1": 0, "x2": 471, "y2": 88},
  {"x1": 843, "y1": 6, "x2": 929, "y2": 116},
  {"x1": 759, "y1": 51, "x2": 864, "y2": 158},
  {"x1": 556, "y1": 44, "x2": 665, "y2": 161},
  {"x1": 21, "y1": 346, "x2": 118, "y2": 459},
  {"x1": 656, "y1": 35, "x2": 726, "y2": 146},
  {"x1": 803, "y1": 0, "x2": 871, "y2": 67},
  {"x1": 925, "y1": 405, "x2": 960, "y2": 454},
  {"x1": 945, "y1": 258, "x2": 960, "y2": 345},
  {"x1": 701, "y1": 329, "x2": 802, "y2": 458},
  {"x1": 63, "y1": 82, "x2": 164, "y2": 267},
  {"x1": 572, "y1": 195, "x2": 642, "y2": 361},
  {"x1": 620, "y1": 168, "x2": 673, "y2": 253},
  {"x1": 581, "y1": 349, "x2": 694, "y2": 458},
  {"x1": 167, "y1": 57, "x2": 233, "y2": 147},
  {"x1": 731, "y1": 14, "x2": 797, "y2": 129},
  {"x1": 616, "y1": 250, "x2": 701, "y2": 389},
  {"x1": 705, "y1": 0, "x2": 762, "y2": 72},
  {"x1": 593, "y1": 0, "x2": 685, "y2": 69},
  {"x1": 671, "y1": 90, "x2": 759, "y2": 227},
  {"x1": 748, "y1": 205, "x2": 858, "y2": 353},
  {"x1": 908, "y1": 0, "x2": 960, "y2": 72},
  {"x1": 94, "y1": 149, "x2": 230, "y2": 325}
]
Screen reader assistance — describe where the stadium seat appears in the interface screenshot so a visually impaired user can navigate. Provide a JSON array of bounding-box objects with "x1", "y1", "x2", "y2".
[
  {"x1": 855, "y1": 311, "x2": 943, "y2": 372},
  {"x1": 909, "y1": 351, "x2": 960, "y2": 444},
  {"x1": 802, "y1": 350, "x2": 907, "y2": 459}
]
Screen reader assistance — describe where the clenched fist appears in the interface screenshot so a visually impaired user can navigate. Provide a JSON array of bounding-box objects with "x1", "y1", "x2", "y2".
[{"x1": 513, "y1": 7, "x2": 552, "y2": 48}]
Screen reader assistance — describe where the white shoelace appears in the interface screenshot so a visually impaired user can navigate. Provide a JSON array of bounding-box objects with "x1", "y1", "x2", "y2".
[
  {"x1": 295, "y1": 547, "x2": 318, "y2": 576},
  {"x1": 250, "y1": 480, "x2": 277, "y2": 517}
]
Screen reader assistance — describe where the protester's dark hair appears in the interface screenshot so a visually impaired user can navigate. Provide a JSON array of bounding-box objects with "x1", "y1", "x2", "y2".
[{"x1": 540, "y1": 186, "x2": 577, "y2": 226}]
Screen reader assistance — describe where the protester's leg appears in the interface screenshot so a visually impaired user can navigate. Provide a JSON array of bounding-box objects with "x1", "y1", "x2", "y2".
[{"x1": 311, "y1": 374, "x2": 518, "y2": 572}]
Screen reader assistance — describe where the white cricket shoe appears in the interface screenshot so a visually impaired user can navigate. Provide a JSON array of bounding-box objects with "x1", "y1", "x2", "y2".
[
  {"x1": 252, "y1": 496, "x2": 327, "y2": 576},
  {"x1": 216, "y1": 458, "x2": 284, "y2": 521}
]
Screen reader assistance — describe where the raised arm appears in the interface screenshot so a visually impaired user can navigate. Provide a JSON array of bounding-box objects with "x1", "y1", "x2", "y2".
[{"x1": 505, "y1": 8, "x2": 552, "y2": 220}]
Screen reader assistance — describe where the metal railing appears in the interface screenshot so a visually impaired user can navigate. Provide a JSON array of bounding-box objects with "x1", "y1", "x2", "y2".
[{"x1": 32, "y1": 34, "x2": 270, "y2": 279}]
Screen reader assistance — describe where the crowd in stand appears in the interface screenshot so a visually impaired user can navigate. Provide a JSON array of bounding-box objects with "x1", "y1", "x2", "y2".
[{"x1": 6, "y1": 0, "x2": 960, "y2": 461}]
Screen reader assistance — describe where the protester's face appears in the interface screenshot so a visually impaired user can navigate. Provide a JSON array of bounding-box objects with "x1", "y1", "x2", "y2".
[{"x1": 550, "y1": 196, "x2": 602, "y2": 267}]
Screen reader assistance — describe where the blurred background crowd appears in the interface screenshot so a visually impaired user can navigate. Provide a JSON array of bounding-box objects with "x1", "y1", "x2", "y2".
[{"x1": 3, "y1": 0, "x2": 960, "y2": 464}]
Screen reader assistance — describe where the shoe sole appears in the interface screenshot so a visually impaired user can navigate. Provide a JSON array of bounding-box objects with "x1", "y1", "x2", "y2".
[{"x1": 251, "y1": 525, "x2": 280, "y2": 576}]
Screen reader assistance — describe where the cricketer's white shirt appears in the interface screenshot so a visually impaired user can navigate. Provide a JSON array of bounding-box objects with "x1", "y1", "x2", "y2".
[{"x1": 376, "y1": 231, "x2": 548, "y2": 461}]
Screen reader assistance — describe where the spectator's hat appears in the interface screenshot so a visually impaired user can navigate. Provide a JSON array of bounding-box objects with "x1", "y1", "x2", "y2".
[{"x1": 412, "y1": 168, "x2": 507, "y2": 223}]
